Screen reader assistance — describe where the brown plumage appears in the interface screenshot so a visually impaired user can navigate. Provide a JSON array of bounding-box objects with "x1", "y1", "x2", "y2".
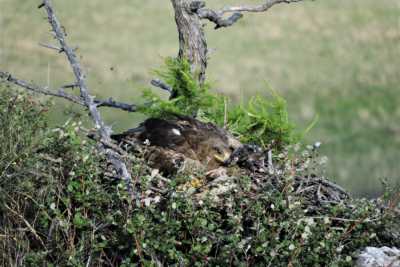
[{"x1": 112, "y1": 116, "x2": 241, "y2": 175}]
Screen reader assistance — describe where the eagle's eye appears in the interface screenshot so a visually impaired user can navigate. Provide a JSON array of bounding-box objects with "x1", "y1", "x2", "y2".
[{"x1": 212, "y1": 145, "x2": 223, "y2": 154}]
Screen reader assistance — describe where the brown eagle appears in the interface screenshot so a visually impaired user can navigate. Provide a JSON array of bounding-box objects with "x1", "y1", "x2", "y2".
[{"x1": 112, "y1": 116, "x2": 242, "y2": 175}]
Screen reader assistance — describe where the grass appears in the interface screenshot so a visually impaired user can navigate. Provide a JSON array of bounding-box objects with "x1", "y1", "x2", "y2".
[{"x1": 1, "y1": 0, "x2": 399, "y2": 196}]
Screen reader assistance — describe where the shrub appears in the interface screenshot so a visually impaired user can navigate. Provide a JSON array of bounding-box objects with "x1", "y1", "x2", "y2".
[
  {"x1": 139, "y1": 58, "x2": 219, "y2": 118},
  {"x1": 225, "y1": 94, "x2": 297, "y2": 150},
  {"x1": 0, "y1": 88, "x2": 399, "y2": 266},
  {"x1": 140, "y1": 58, "x2": 300, "y2": 151}
]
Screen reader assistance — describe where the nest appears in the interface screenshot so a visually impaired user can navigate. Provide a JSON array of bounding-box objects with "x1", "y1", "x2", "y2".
[{"x1": 111, "y1": 117, "x2": 350, "y2": 211}]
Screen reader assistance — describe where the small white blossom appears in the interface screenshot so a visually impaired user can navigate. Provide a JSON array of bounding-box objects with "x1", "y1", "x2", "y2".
[
  {"x1": 289, "y1": 244, "x2": 296, "y2": 251},
  {"x1": 143, "y1": 139, "x2": 150, "y2": 146},
  {"x1": 144, "y1": 198, "x2": 151, "y2": 207},
  {"x1": 336, "y1": 245, "x2": 344, "y2": 253},
  {"x1": 313, "y1": 142, "x2": 322, "y2": 149},
  {"x1": 154, "y1": 196, "x2": 161, "y2": 203},
  {"x1": 369, "y1": 233, "x2": 377, "y2": 239},
  {"x1": 306, "y1": 218, "x2": 315, "y2": 226},
  {"x1": 301, "y1": 232, "x2": 309, "y2": 239}
]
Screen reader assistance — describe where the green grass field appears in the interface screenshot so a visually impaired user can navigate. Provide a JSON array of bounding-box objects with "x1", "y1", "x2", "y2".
[{"x1": 1, "y1": 0, "x2": 399, "y2": 196}]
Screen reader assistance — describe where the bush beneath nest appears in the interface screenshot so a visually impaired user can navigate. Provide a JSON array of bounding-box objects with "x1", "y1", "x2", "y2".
[{"x1": 0, "y1": 87, "x2": 399, "y2": 266}]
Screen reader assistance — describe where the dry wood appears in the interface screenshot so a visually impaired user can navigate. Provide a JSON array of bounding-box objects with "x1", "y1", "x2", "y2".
[
  {"x1": 0, "y1": 71, "x2": 137, "y2": 112},
  {"x1": 170, "y1": 0, "x2": 308, "y2": 87},
  {"x1": 41, "y1": 0, "x2": 135, "y2": 196},
  {"x1": 0, "y1": 0, "x2": 137, "y2": 197}
]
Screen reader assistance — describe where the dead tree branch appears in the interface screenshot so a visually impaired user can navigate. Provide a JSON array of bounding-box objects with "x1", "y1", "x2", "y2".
[
  {"x1": 0, "y1": 0, "x2": 136, "y2": 197},
  {"x1": 0, "y1": 71, "x2": 138, "y2": 113},
  {"x1": 150, "y1": 79, "x2": 172, "y2": 94},
  {"x1": 0, "y1": 71, "x2": 83, "y2": 105},
  {"x1": 94, "y1": 98, "x2": 137, "y2": 112},
  {"x1": 216, "y1": 0, "x2": 307, "y2": 15},
  {"x1": 35, "y1": 0, "x2": 134, "y2": 196},
  {"x1": 197, "y1": 9, "x2": 243, "y2": 29},
  {"x1": 170, "y1": 0, "x2": 309, "y2": 86},
  {"x1": 196, "y1": 0, "x2": 307, "y2": 29}
]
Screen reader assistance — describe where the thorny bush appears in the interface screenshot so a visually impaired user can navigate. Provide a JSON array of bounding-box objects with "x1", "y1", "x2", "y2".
[{"x1": 0, "y1": 87, "x2": 399, "y2": 266}]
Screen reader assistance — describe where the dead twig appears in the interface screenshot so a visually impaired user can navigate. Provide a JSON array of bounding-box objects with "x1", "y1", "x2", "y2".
[
  {"x1": 0, "y1": 71, "x2": 138, "y2": 113},
  {"x1": 41, "y1": 0, "x2": 134, "y2": 196},
  {"x1": 196, "y1": 0, "x2": 307, "y2": 29}
]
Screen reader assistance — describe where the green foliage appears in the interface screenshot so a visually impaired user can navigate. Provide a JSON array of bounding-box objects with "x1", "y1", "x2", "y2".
[
  {"x1": 140, "y1": 58, "x2": 299, "y2": 150},
  {"x1": 139, "y1": 58, "x2": 220, "y2": 118},
  {"x1": 0, "y1": 87, "x2": 48, "y2": 179},
  {"x1": 1, "y1": 89, "x2": 399, "y2": 266},
  {"x1": 226, "y1": 93, "x2": 298, "y2": 150}
]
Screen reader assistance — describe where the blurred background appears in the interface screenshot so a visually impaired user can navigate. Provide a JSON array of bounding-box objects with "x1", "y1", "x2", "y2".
[{"x1": 1, "y1": 0, "x2": 399, "y2": 197}]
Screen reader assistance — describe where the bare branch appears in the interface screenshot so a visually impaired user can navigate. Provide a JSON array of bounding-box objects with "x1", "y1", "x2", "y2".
[
  {"x1": 217, "y1": 0, "x2": 307, "y2": 15},
  {"x1": 39, "y1": 42, "x2": 63, "y2": 53},
  {"x1": 0, "y1": 71, "x2": 138, "y2": 113},
  {"x1": 198, "y1": 9, "x2": 243, "y2": 29},
  {"x1": 0, "y1": 71, "x2": 83, "y2": 105},
  {"x1": 60, "y1": 83, "x2": 78, "y2": 89},
  {"x1": 94, "y1": 97, "x2": 137, "y2": 112},
  {"x1": 197, "y1": 0, "x2": 307, "y2": 29},
  {"x1": 150, "y1": 79, "x2": 172, "y2": 93},
  {"x1": 41, "y1": 0, "x2": 135, "y2": 196}
]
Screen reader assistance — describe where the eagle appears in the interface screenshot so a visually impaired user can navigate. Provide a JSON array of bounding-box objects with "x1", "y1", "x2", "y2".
[{"x1": 112, "y1": 116, "x2": 242, "y2": 175}]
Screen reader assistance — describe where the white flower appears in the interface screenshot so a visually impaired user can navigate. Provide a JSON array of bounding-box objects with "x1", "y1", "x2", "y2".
[
  {"x1": 336, "y1": 245, "x2": 344, "y2": 253},
  {"x1": 289, "y1": 244, "x2": 296, "y2": 251},
  {"x1": 143, "y1": 139, "x2": 150, "y2": 146},
  {"x1": 154, "y1": 196, "x2": 161, "y2": 203},
  {"x1": 313, "y1": 142, "x2": 322, "y2": 149},
  {"x1": 345, "y1": 256, "x2": 352, "y2": 262},
  {"x1": 144, "y1": 198, "x2": 151, "y2": 207},
  {"x1": 82, "y1": 155, "x2": 89, "y2": 162},
  {"x1": 306, "y1": 218, "x2": 315, "y2": 226},
  {"x1": 369, "y1": 233, "x2": 377, "y2": 238}
]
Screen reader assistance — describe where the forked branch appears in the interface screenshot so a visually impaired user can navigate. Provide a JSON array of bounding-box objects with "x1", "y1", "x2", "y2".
[
  {"x1": 217, "y1": 0, "x2": 307, "y2": 14},
  {"x1": 0, "y1": 0, "x2": 135, "y2": 196},
  {"x1": 41, "y1": 0, "x2": 134, "y2": 195},
  {"x1": 0, "y1": 71, "x2": 138, "y2": 112},
  {"x1": 197, "y1": 0, "x2": 308, "y2": 29}
]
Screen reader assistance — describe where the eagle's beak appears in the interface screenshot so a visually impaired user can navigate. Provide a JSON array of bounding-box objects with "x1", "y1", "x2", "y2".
[{"x1": 214, "y1": 151, "x2": 231, "y2": 163}]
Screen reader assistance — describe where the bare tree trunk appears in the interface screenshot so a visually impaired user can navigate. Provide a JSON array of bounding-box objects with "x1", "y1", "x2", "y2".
[{"x1": 171, "y1": 0, "x2": 207, "y2": 85}]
